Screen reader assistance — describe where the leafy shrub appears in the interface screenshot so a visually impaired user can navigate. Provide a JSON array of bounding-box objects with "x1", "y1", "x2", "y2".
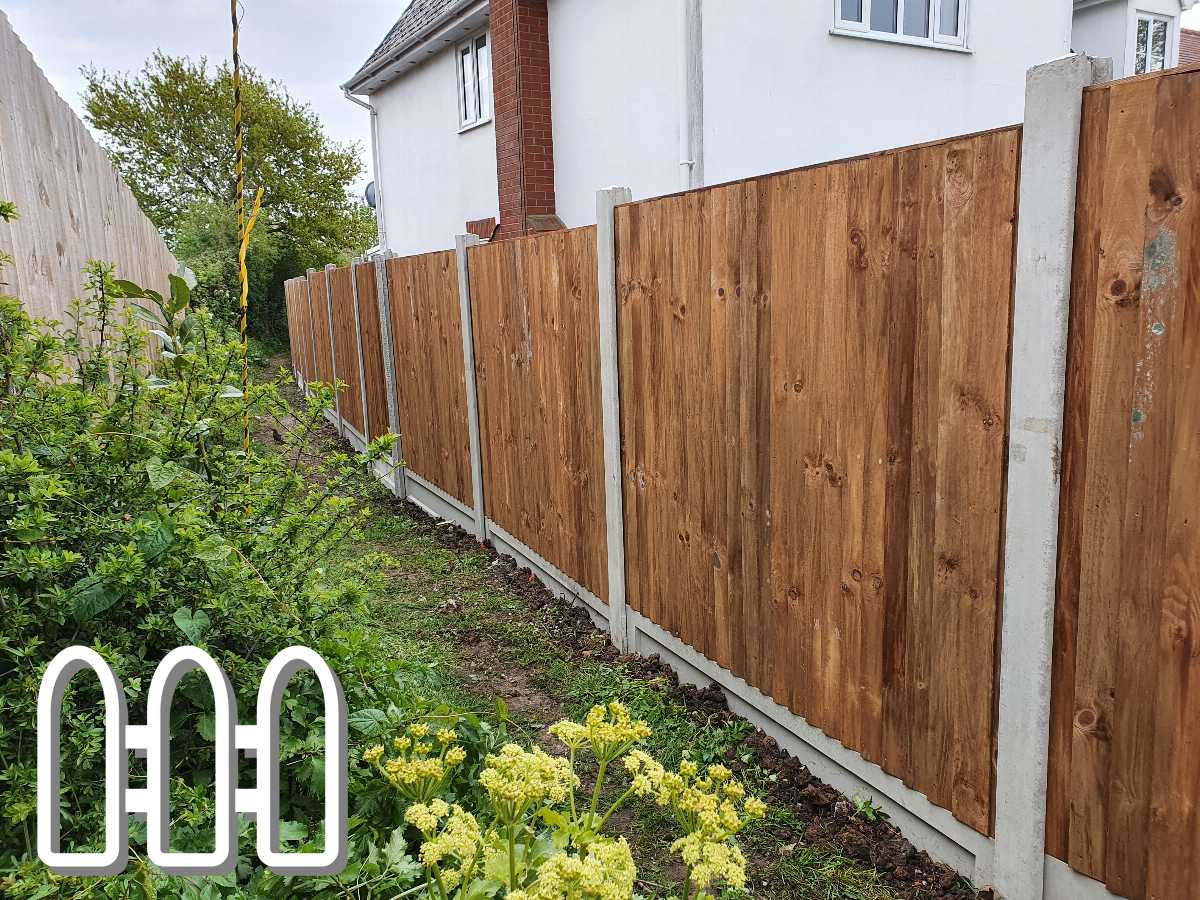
[{"x1": 0, "y1": 255, "x2": 437, "y2": 897}]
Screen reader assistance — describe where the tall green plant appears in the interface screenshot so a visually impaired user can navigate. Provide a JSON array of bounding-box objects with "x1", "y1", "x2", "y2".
[{"x1": 0, "y1": 245, "x2": 431, "y2": 897}]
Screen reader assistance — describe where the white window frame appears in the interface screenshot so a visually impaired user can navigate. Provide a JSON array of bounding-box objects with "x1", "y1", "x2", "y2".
[
  {"x1": 832, "y1": 0, "x2": 970, "y2": 52},
  {"x1": 1128, "y1": 10, "x2": 1176, "y2": 76},
  {"x1": 455, "y1": 31, "x2": 492, "y2": 132}
]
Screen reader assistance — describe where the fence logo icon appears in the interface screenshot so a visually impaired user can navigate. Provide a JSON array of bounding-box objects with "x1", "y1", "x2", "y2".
[{"x1": 37, "y1": 645, "x2": 348, "y2": 877}]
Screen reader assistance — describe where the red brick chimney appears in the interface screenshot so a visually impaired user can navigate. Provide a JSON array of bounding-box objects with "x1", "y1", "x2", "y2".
[{"x1": 490, "y1": 0, "x2": 561, "y2": 239}]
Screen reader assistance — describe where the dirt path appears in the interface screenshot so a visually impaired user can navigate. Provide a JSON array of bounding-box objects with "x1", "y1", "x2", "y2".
[{"x1": 276, "y1": 361, "x2": 987, "y2": 900}]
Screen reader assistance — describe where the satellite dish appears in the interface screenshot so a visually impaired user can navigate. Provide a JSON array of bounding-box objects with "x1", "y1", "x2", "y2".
[{"x1": 364, "y1": 181, "x2": 377, "y2": 210}]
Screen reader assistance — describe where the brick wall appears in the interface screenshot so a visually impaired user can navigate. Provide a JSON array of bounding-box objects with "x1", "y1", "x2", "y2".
[{"x1": 490, "y1": 0, "x2": 556, "y2": 239}]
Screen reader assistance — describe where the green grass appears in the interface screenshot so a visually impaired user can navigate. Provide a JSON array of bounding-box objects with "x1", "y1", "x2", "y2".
[{"x1": 292, "y1": 445, "x2": 907, "y2": 899}]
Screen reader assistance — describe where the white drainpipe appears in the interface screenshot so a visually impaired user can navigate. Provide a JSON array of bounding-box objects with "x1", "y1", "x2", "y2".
[
  {"x1": 343, "y1": 89, "x2": 388, "y2": 252},
  {"x1": 678, "y1": 0, "x2": 704, "y2": 191}
]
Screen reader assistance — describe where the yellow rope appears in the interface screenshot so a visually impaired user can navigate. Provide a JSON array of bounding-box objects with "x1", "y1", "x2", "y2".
[{"x1": 231, "y1": 0, "x2": 254, "y2": 454}]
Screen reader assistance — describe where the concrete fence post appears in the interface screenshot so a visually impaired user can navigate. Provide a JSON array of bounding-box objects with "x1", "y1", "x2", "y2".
[
  {"x1": 349, "y1": 256, "x2": 372, "y2": 447},
  {"x1": 322, "y1": 263, "x2": 343, "y2": 436},
  {"x1": 992, "y1": 53, "x2": 1110, "y2": 900},
  {"x1": 455, "y1": 234, "x2": 487, "y2": 542},
  {"x1": 596, "y1": 187, "x2": 633, "y2": 651},
  {"x1": 374, "y1": 252, "x2": 408, "y2": 499},
  {"x1": 304, "y1": 268, "x2": 320, "y2": 399}
]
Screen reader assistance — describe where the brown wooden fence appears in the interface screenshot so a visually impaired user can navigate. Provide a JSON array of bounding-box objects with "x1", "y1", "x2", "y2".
[
  {"x1": 616, "y1": 128, "x2": 1021, "y2": 836},
  {"x1": 384, "y1": 251, "x2": 474, "y2": 507},
  {"x1": 354, "y1": 260, "x2": 391, "y2": 442},
  {"x1": 468, "y1": 228, "x2": 609, "y2": 601},
  {"x1": 282, "y1": 62, "x2": 1200, "y2": 898},
  {"x1": 328, "y1": 266, "x2": 366, "y2": 437},
  {"x1": 309, "y1": 272, "x2": 334, "y2": 386},
  {"x1": 1047, "y1": 64, "x2": 1200, "y2": 900}
]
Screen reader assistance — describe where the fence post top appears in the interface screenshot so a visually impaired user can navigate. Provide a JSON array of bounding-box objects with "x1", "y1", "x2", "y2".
[
  {"x1": 455, "y1": 233, "x2": 481, "y2": 249},
  {"x1": 596, "y1": 186, "x2": 633, "y2": 209}
]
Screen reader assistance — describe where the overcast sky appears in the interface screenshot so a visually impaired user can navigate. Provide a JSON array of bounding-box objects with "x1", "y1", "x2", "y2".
[{"x1": 2, "y1": 1, "x2": 413, "y2": 193}]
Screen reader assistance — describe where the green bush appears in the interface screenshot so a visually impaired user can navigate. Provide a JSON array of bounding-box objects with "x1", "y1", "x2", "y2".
[{"x1": 0, "y1": 257, "x2": 468, "y2": 898}]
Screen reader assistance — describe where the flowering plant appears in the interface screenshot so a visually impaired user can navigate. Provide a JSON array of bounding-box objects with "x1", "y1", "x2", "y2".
[{"x1": 370, "y1": 702, "x2": 765, "y2": 900}]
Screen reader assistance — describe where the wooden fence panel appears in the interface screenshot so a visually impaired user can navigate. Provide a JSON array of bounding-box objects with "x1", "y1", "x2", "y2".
[
  {"x1": 617, "y1": 127, "x2": 1020, "y2": 835},
  {"x1": 354, "y1": 261, "x2": 390, "y2": 441},
  {"x1": 1048, "y1": 65, "x2": 1200, "y2": 900},
  {"x1": 329, "y1": 265, "x2": 365, "y2": 436},
  {"x1": 308, "y1": 270, "x2": 334, "y2": 386},
  {"x1": 385, "y1": 251, "x2": 474, "y2": 506},
  {"x1": 468, "y1": 228, "x2": 608, "y2": 602},
  {"x1": 285, "y1": 278, "x2": 305, "y2": 380},
  {"x1": 0, "y1": 12, "x2": 177, "y2": 322}
]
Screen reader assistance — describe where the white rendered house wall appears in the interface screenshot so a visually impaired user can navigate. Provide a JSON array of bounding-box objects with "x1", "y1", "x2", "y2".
[{"x1": 372, "y1": 44, "x2": 500, "y2": 257}]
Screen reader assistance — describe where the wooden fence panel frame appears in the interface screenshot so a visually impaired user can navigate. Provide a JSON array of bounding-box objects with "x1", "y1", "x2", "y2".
[
  {"x1": 354, "y1": 260, "x2": 390, "y2": 442},
  {"x1": 615, "y1": 126, "x2": 1022, "y2": 837},
  {"x1": 384, "y1": 251, "x2": 475, "y2": 508},
  {"x1": 467, "y1": 227, "x2": 609, "y2": 603},
  {"x1": 328, "y1": 265, "x2": 366, "y2": 439},
  {"x1": 1046, "y1": 63, "x2": 1200, "y2": 900}
]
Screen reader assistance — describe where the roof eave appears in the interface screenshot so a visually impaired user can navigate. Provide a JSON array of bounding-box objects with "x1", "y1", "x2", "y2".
[{"x1": 343, "y1": 0, "x2": 490, "y2": 95}]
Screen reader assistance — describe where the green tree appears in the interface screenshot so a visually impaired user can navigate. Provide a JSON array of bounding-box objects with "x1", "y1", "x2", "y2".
[{"x1": 83, "y1": 53, "x2": 377, "y2": 337}]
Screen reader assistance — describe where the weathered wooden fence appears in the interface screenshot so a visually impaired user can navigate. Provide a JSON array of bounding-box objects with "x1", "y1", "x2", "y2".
[
  {"x1": 617, "y1": 127, "x2": 1020, "y2": 837},
  {"x1": 0, "y1": 12, "x2": 178, "y2": 319},
  {"x1": 1046, "y1": 63, "x2": 1200, "y2": 900},
  {"x1": 468, "y1": 227, "x2": 609, "y2": 603},
  {"x1": 282, "y1": 58, "x2": 1200, "y2": 900}
]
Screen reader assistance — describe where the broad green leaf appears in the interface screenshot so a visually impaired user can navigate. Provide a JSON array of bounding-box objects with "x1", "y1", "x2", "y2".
[
  {"x1": 168, "y1": 273, "x2": 191, "y2": 314},
  {"x1": 194, "y1": 535, "x2": 233, "y2": 563},
  {"x1": 145, "y1": 457, "x2": 180, "y2": 491},
  {"x1": 172, "y1": 607, "x2": 211, "y2": 644},
  {"x1": 112, "y1": 279, "x2": 147, "y2": 299},
  {"x1": 197, "y1": 713, "x2": 215, "y2": 742},
  {"x1": 73, "y1": 575, "x2": 119, "y2": 621},
  {"x1": 278, "y1": 820, "x2": 307, "y2": 843},
  {"x1": 135, "y1": 515, "x2": 174, "y2": 558},
  {"x1": 347, "y1": 708, "x2": 387, "y2": 736},
  {"x1": 218, "y1": 385, "x2": 244, "y2": 399}
]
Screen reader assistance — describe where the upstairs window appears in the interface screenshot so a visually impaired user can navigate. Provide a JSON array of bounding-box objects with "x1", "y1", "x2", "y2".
[
  {"x1": 1134, "y1": 12, "x2": 1172, "y2": 75},
  {"x1": 457, "y1": 33, "x2": 492, "y2": 130},
  {"x1": 835, "y1": 0, "x2": 966, "y2": 48}
]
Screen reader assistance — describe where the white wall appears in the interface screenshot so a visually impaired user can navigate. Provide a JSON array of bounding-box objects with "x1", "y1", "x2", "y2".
[
  {"x1": 371, "y1": 0, "x2": 1080, "y2": 246},
  {"x1": 702, "y1": 1, "x2": 1072, "y2": 186},
  {"x1": 1073, "y1": 2, "x2": 1130, "y2": 75},
  {"x1": 547, "y1": 0, "x2": 681, "y2": 228},
  {"x1": 373, "y1": 46, "x2": 499, "y2": 257}
]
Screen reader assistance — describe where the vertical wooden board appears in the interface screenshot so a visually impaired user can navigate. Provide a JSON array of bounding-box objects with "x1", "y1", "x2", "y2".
[
  {"x1": 308, "y1": 271, "x2": 334, "y2": 385},
  {"x1": 880, "y1": 146, "x2": 924, "y2": 786},
  {"x1": 329, "y1": 266, "x2": 365, "y2": 435},
  {"x1": 1105, "y1": 71, "x2": 1190, "y2": 900},
  {"x1": 468, "y1": 228, "x2": 608, "y2": 601},
  {"x1": 354, "y1": 262, "x2": 390, "y2": 441},
  {"x1": 1050, "y1": 66, "x2": 1200, "y2": 900},
  {"x1": 1062, "y1": 76, "x2": 1159, "y2": 883},
  {"x1": 1047, "y1": 87, "x2": 1109, "y2": 864},
  {"x1": 1143, "y1": 67, "x2": 1200, "y2": 900},
  {"x1": 930, "y1": 130, "x2": 1016, "y2": 833},
  {"x1": 386, "y1": 251, "x2": 474, "y2": 507}
]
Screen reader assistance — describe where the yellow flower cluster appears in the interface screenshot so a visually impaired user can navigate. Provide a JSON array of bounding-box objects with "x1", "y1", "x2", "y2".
[
  {"x1": 480, "y1": 743, "x2": 578, "y2": 823},
  {"x1": 508, "y1": 837, "x2": 636, "y2": 900},
  {"x1": 549, "y1": 702, "x2": 651, "y2": 764},
  {"x1": 671, "y1": 831, "x2": 747, "y2": 893},
  {"x1": 362, "y1": 720, "x2": 467, "y2": 803},
  {"x1": 404, "y1": 799, "x2": 484, "y2": 890},
  {"x1": 623, "y1": 752, "x2": 766, "y2": 893}
]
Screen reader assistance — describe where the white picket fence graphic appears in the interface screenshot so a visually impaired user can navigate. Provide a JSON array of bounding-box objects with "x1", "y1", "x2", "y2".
[{"x1": 37, "y1": 645, "x2": 347, "y2": 876}]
